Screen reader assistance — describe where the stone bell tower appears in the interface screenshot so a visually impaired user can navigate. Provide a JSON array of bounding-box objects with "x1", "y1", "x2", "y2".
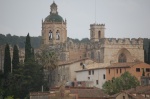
[
  {"x1": 90, "y1": 23, "x2": 105, "y2": 42},
  {"x1": 41, "y1": 1, "x2": 67, "y2": 46}
]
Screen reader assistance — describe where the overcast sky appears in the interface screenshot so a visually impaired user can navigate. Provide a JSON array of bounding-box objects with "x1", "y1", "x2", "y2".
[{"x1": 0, "y1": 0, "x2": 150, "y2": 40}]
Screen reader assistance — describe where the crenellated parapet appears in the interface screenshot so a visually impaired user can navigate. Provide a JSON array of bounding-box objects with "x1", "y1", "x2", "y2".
[
  {"x1": 103, "y1": 38, "x2": 143, "y2": 45},
  {"x1": 90, "y1": 23, "x2": 105, "y2": 29}
]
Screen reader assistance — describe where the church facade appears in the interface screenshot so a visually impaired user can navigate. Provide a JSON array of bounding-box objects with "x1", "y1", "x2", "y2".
[{"x1": 41, "y1": 2, "x2": 144, "y2": 87}]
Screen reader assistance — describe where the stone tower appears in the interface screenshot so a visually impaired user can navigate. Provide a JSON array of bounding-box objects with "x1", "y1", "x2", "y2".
[
  {"x1": 90, "y1": 24, "x2": 105, "y2": 42},
  {"x1": 41, "y1": 2, "x2": 67, "y2": 46}
]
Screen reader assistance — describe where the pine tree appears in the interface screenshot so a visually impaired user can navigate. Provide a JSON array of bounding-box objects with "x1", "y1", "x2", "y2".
[
  {"x1": 12, "y1": 45, "x2": 19, "y2": 72},
  {"x1": 24, "y1": 33, "x2": 32, "y2": 62},
  {"x1": 4, "y1": 44, "x2": 11, "y2": 76}
]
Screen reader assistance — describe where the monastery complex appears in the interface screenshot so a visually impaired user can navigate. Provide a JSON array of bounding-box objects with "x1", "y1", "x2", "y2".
[
  {"x1": 0, "y1": 2, "x2": 150, "y2": 90},
  {"x1": 40, "y1": 2, "x2": 150, "y2": 89}
]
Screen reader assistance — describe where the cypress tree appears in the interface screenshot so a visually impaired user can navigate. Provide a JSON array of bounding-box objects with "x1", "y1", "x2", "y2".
[
  {"x1": 12, "y1": 45, "x2": 19, "y2": 71},
  {"x1": 144, "y1": 46, "x2": 148, "y2": 63},
  {"x1": 148, "y1": 42, "x2": 150, "y2": 64},
  {"x1": 4, "y1": 43, "x2": 11, "y2": 76},
  {"x1": 24, "y1": 33, "x2": 32, "y2": 62}
]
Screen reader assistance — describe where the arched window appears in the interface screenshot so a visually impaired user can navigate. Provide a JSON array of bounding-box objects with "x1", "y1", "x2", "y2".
[
  {"x1": 98, "y1": 31, "x2": 101, "y2": 38},
  {"x1": 118, "y1": 53, "x2": 127, "y2": 63},
  {"x1": 49, "y1": 30, "x2": 53, "y2": 40},
  {"x1": 56, "y1": 30, "x2": 60, "y2": 40}
]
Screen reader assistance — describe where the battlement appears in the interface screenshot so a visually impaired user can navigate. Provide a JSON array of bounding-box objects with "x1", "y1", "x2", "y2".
[
  {"x1": 90, "y1": 23, "x2": 105, "y2": 26},
  {"x1": 103, "y1": 38, "x2": 143, "y2": 45}
]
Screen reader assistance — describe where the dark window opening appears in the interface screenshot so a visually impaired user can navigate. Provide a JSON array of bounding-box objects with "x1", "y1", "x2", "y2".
[
  {"x1": 109, "y1": 69, "x2": 110, "y2": 74},
  {"x1": 123, "y1": 96, "x2": 125, "y2": 99},
  {"x1": 92, "y1": 70, "x2": 94, "y2": 75},
  {"x1": 49, "y1": 30, "x2": 53, "y2": 40},
  {"x1": 118, "y1": 53, "x2": 127, "y2": 63},
  {"x1": 136, "y1": 68, "x2": 140, "y2": 72},
  {"x1": 96, "y1": 80, "x2": 99, "y2": 85},
  {"x1": 120, "y1": 68, "x2": 122, "y2": 73},
  {"x1": 103, "y1": 74, "x2": 105, "y2": 79},
  {"x1": 88, "y1": 77, "x2": 90, "y2": 80},
  {"x1": 98, "y1": 31, "x2": 101, "y2": 38},
  {"x1": 89, "y1": 70, "x2": 91, "y2": 75},
  {"x1": 146, "y1": 68, "x2": 150, "y2": 72}
]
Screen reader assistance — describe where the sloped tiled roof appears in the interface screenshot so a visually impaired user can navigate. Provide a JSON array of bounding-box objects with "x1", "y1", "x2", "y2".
[
  {"x1": 70, "y1": 88, "x2": 108, "y2": 98},
  {"x1": 106, "y1": 62, "x2": 141, "y2": 68}
]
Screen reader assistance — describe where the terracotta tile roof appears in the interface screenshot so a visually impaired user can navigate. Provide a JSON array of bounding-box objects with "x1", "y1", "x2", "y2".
[
  {"x1": 126, "y1": 86, "x2": 150, "y2": 94},
  {"x1": 70, "y1": 88, "x2": 108, "y2": 98},
  {"x1": 58, "y1": 58, "x2": 88, "y2": 66},
  {"x1": 106, "y1": 62, "x2": 141, "y2": 68}
]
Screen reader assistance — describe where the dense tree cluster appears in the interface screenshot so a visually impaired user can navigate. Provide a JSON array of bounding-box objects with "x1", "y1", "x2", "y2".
[
  {"x1": 102, "y1": 72, "x2": 140, "y2": 95},
  {"x1": 0, "y1": 33, "x2": 47, "y2": 99}
]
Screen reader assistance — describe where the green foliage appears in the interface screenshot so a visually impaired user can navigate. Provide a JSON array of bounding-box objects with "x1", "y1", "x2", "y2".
[
  {"x1": 24, "y1": 33, "x2": 36, "y2": 63},
  {"x1": 12, "y1": 45, "x2": 19, "y2": 71},
  {"x1": 4, "y1": 96, "x2": 14, "y2": 99},
  {"x1": 0, "y1": 33, "x2": 41, "y2": 48},
  {"x1": 24, "y1": 33, "x2": 33, "y2": 62},
  {"x1": 0, "y1": 34, "x2": 46, "y2": 99},
  {"x1": 67, "y1": 37, "x2": 90, "y2": 43},
  {"x1": 102, "y1": 72, "x2": 140, "y2": 95},
  {"x1": 148, "y1": 42, "x2": 150, "y2": 64},
  {"x1": 36, "y1": 47, "x2": 59, "y2": 88},
  {"x1": 143, "y1": 39, "x2": 150, "y2": 64},
  {"x1": 4, "y1": 44, "x2": 11, "y2": 76}
]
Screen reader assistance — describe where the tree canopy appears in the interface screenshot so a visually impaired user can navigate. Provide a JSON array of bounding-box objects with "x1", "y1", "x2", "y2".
[{"x1": 102, "y1": 72, "x2": 140, "y2": 95}]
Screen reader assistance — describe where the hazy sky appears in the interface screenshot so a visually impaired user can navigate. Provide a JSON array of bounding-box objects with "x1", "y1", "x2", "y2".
[{"x1": 0, "y1": 0, "x2": 150, "y2": 39}]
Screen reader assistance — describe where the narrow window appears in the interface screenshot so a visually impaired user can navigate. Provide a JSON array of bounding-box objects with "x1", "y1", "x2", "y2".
[
  {"x1": 116, "y1": 69, "x2": 118, "y2": 74},
  {"x1": 136, "y1": 68, "x2": 140, "y2": 72},
  {"x1": 120, "y1": 68, "x2": 122, "y2": 73},
  {"x1": 92, "y1": 70, "x2": 94, "y2": 75},
  {"x1": 98, "y1": 31, "x2": 101, "y2": 38},
  {"x1": 96, "y1": 80, "x2": 99, "y2": 85},
  {"x1": 88, "y1": 77, "x2": 90, "y2": 80},
  {"x1": 49, "y1": 30, "x2": 53, "y2": 40},
  {"x1": 56, "y1": 30, "x2": 60, "y2": 40},
  {"x1": 103, "y1": 74, "x2": 105, "y2": 79},
  {"x1": 109, "y1": 69, "x2": 110, "y2": 74},
  {"x1": 89, "y1": 70, "x2": 91, "y2": 75}
]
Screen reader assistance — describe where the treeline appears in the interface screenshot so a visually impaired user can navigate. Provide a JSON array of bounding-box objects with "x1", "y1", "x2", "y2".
[
  {"x1": 0, "y1": 33, "x2": 41, "y2": 48},
  {"x1": 0, "y1": 34, "x2": 90, "y2": 48}
]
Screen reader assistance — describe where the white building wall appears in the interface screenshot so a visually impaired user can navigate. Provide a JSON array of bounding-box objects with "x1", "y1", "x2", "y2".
[{"x1": 76, "y1": 68, "x2": 106, "y2": 89}]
